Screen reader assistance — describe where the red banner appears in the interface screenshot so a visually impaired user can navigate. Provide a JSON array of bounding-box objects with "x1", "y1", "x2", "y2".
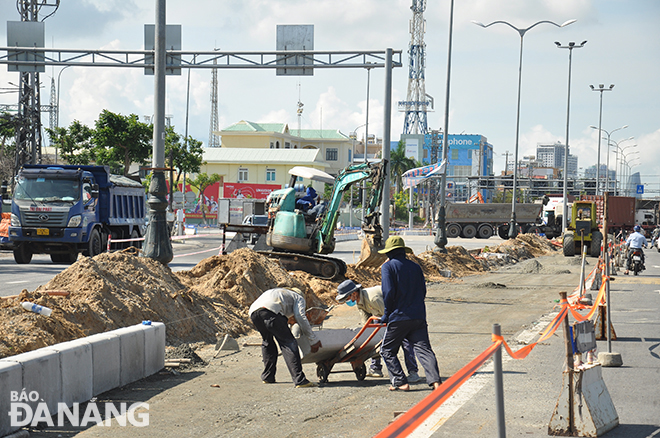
[{"x1": 223, "y1": 182, "x2": 281, "y2": 199}]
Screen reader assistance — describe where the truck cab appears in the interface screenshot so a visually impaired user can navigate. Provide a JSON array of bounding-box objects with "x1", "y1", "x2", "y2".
[{"x1": 9, "y1": 165, "x2": 146, "y2": 264}]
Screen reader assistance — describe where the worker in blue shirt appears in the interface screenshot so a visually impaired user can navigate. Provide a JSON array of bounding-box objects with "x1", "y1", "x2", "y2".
[
  {"x1": 377, "y1": 236, "x2": 441, "y2": 391},
  {"x1": 624, "y1": 225, "x2": 648, "y2": 275}
]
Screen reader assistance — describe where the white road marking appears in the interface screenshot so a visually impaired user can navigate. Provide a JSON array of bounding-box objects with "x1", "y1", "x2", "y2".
[{"x1": 409, "y1": 312, "x2": 559, "y2": 437}]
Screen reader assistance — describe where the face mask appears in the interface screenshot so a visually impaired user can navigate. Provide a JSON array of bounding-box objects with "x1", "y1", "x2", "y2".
[{"x1": 346, "y1": 300, "x2": 356, "y2": 307}]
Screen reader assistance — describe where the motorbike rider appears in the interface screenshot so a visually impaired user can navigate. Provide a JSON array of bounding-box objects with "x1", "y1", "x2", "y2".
[{"x1": 625, "y1": 225, "x2": 648, "y2": 275}]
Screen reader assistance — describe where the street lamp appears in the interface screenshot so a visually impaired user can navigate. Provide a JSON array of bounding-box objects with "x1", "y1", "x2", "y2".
[
  {"x1": 615, "y1": 141, "x2": 636, "y2": 194},
  {"x1": 556, "y1": 40, "x2": 587, "y2": 233},
  {"x1": 473, "y1": 18, "x2": 575, "y2": 238},
  {"x1": 349, "y1": 123, "x2": 366, "y2": 228},
  {"x1": 434, "y1": 0, "x2": 456, "y2": 253},
  {"x1": 607, "y1": 136, "x2": 634, "y2": 195},
  {"x1": 56, "y1": 65, "x2": 73, "y2": 128},
  {"x1": 362, "y1": 63, "x2": 374, "y2": 223},
  {"x1": 621, "y1": 152, "x2": 640, "y2": 196},
  {"x1": 589, "y1": 84, "x2": 615, "y2": 195},
  {"x1": 589, "y1": 124, "x2": 627, "y2": 194}
]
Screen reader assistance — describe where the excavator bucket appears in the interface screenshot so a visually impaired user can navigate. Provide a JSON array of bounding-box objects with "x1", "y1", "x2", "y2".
[{"x1": 356, "y1": 234, "x2": 387, "y2": 268}]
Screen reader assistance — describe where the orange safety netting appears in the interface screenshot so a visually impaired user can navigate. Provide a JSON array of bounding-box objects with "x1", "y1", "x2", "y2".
[{"x1": 373, "y1": 255, "x2": 612, "y2": 438}]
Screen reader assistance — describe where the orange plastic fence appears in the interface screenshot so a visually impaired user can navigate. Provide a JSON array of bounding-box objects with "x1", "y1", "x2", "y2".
[{"x1": 372, "y1": 254, "x2": 612, "y2": 437}]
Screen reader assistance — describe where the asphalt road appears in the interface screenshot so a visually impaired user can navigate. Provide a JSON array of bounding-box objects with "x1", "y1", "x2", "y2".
[{"x1": 0, "y1": 231, "x2": 503, "y2": 297}]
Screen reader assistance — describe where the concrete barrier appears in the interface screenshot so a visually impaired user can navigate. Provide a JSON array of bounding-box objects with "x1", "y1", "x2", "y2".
[
  {"x1": 0, "y1": 361, "x2": 22, "y2": 437},
  {"x1": 141, "y1": 322, "x2": 166, "y2": 377},
  {"x1": 0, "y1": 323, "x2": 166, "y2": 436},
  {"x1": 84, "y1": 332, "x2": 121, "y2": 397},
  {"x1": 112, "y1": 326, "x2": 146, "y2": 386},
  {"x1": 1, "y1": 349, "x2": 61, "y2": 416},
  {"x1": 43, "y1": 339, "x2": 93, "y2": 409}
]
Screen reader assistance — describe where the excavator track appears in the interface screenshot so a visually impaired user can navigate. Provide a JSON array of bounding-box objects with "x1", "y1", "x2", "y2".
[{"x1": 257, "y1": 250, "x2": 347, "y2": 280}]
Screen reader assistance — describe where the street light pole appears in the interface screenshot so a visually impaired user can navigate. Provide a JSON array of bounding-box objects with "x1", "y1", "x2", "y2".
[
  {"x1": 615, "y1": 141, "x2": 636, "y2": 195},
  {"x1": 473, "y1": 19, "x2": 575, "y2": 239},
  {"x1": 589, "y1": 84, "x2": 614, "y2": 195},
  {"x1": 362, "y1": 64, "x2": 373, "y2": 224},
  {"x1": 556, "y1": 40, "x2": 587, "y2": 234},
  {"x1": 434, "y1": 0, "x2": 455, "y2": 253},
  {"x1": 590, "y1": 124, "x2": 627, "y2": 195}
]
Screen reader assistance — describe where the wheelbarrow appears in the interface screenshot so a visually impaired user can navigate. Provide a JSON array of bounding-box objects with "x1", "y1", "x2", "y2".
[{"x1": 314, "y1": 316, "x2": 386, "y2": 383}]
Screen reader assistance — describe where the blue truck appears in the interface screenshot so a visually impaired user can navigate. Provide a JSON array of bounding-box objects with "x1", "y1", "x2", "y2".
[{"x1": 8, "y1": 164, "x2": 146, "y2": 264}]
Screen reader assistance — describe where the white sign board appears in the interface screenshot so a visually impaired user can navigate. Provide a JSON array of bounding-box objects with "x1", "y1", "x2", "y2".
[{"x1": 405, "y1": 138, "x2": 418, "y2": 161}]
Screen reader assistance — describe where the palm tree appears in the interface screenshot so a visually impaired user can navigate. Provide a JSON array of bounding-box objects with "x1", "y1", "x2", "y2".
[{"x1": 389, "y1": 141, "x2": 417, "y2": 194}]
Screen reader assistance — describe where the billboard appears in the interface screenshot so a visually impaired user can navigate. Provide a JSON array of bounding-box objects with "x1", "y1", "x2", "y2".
[{"x1": 223, "y1": 182, "x2": 280, "y2": 199}]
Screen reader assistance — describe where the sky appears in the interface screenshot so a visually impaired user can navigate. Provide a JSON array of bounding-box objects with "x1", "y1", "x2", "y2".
[{"x1": 1, "y1": 0, "x2": 659, "y2": 195}]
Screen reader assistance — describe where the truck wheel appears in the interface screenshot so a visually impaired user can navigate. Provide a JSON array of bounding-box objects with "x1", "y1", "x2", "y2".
[
  {"x1": 461, "y1": 224, "x2": 477, "y2": 239},
  {"x1": 446, "y1": 224, "x2": 461, "y2": 239},
  {"x1": 563, "y1": 232, "x2": 575, "y2": 257},
  {"x1": 526, "y1": 226, "x2": 542, "y2": 235},
  {"x1": 477, "y1": 224, "x2": 493, "y2": 239},
  {"x1": 590, "y1": 231, "x2": 602, "y2": 258},
  {"x1": 131, "y1": 229, "x2": 142, "y2": 249},
  {"x1": 88, "y1": 229, "x2": 103, "y2": 257},
  {"x1": 13, "y1": 244, "x2": 32, "y2": 264}
]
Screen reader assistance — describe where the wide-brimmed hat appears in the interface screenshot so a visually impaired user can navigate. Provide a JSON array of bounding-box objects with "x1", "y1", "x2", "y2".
[
  {"x1": 378, "y1": 236, "x2": 413, "y2": 254},
  {"x1": 336, "y1": 279, "x2": 360, "y2": 303}
]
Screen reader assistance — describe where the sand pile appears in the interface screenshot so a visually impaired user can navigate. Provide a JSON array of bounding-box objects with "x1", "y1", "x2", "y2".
[{"x1": 0, "y1": 234, "x2": 558, "y2": 359}]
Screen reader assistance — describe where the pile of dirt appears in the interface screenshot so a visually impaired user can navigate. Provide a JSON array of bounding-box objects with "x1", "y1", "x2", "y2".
[{"x1": 0, "y1": 234, "x2": 559, "y2": 359}]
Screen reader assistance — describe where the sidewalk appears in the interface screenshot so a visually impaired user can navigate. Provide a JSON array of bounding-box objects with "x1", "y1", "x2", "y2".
[{"x1": 428, "y1": 260, "x2": 660, "y2": 438}]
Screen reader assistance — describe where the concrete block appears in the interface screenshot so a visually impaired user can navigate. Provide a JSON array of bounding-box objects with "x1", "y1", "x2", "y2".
[
  {"x1": 84, "y1": 332, "x2": 121, "y2": 396},
  {"x1": 140, "y1": 322, "x2": 166, "y2": 377},
  {"x1": 0, "y1": 361, "x2": 22, "y2": 437},
  {"x1": 112, "y1": 326, "x2": 146, "y2": 386},
  {"x1": 43, "y1": 339, "x2": 93, "y2": 408},
  {"x1": 1, "y1": 349, "x2": 61, "y2": 416}
]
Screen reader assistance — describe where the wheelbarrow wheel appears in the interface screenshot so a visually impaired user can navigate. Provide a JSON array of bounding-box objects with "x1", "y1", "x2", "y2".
[
  {"x1": 355, "y1": 363, "x2": 367, "y2": 381},
  {"x1": 316, "y1": 363, "x2": 329, "y2": 383}
]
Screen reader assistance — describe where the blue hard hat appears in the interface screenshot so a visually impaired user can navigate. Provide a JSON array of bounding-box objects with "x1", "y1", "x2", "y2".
[{"x1": 634, "y1": 225, "x2": 641, "y2": 232}]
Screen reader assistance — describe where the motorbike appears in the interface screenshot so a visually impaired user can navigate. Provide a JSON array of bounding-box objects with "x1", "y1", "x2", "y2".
[{"x1": 630, "y1": 247, "x2": 645, "y2": 276}]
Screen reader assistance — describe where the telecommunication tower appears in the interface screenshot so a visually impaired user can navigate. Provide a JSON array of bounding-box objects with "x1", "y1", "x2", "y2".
[
  {"x1": 208, "y1": 57, "x2": 220, "y2": 147},
  {"x1": 13, "y1": 0, "x2": 60, "y2": 174},
  {"x1": 398, "y1": 0, "x2": 433, "y2": 135}
]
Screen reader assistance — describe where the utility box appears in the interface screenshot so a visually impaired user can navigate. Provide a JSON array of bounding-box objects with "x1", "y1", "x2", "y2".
[{"x1": 574, "y1": 320, "x2": 596, "y2": 353}]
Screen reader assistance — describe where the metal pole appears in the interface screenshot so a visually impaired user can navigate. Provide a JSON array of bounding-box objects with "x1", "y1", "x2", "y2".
[
  {"x1": 362, "y1": 66, "x2": 371, "y2": 224},
  {"x1": 604, "y1": 193, "x2": 612, "y2": 353},
  {"x1": 595, "y1": 90, "x2": 603, "y2": 195},
  {"x1": 493, "y1": 323, "x2": 506, "y2": 438},
  {"x1": 434, "y1": 0, "x2": 454, "y2": 253},
  {"x1": 142, "y1": 0, "x2": 173, "y2": 264},
  {"x1": 560, "y1": 291, "x2": 574, "y2": 434},
  {"x1": 380, "y1": 48, "x2": 392, "y2": 241},
  {"x1": 508, "y1": 33, "x2": 524, "y2": 238}
]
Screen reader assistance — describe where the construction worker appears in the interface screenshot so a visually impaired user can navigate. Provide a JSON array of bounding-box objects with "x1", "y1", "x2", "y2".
[
  {"x1": 335, "y1": 279, "x2": 422, "y2": 382},
  {"x1": 377, "y1": 236, "x2": 442, "y2": 392},
  {"x1": 249, "y1": 287, "x2": 322, "y2": 388}
]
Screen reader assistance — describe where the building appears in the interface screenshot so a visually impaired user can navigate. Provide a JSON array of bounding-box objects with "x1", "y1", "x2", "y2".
[
  {"x1": 536, "y1": 142, "x2": 578, "y2": 178},
  {"x1": 400, "y1": 133, "x2": 494, "y2": 202}
]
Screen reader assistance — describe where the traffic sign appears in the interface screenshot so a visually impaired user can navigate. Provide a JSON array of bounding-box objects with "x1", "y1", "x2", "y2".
[{"x1": 637, "y1": 184, "x2": 644, "y2": 194}]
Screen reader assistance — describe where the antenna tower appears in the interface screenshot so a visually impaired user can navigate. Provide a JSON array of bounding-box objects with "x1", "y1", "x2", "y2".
[
  {"x1": 398, "y1": 0, "x2": 433, "y2": 135},
  {"x1": 208, "y1": 56, "x2": 220, "y2": 147},
  {"x1": 14, "y1": 0, "x2": 60, "y2": 174}
]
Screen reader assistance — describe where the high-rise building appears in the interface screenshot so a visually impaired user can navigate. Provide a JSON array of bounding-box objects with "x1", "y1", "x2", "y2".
[{"x1": 536, "y1": 142, "x2": 578, "y2": 178}]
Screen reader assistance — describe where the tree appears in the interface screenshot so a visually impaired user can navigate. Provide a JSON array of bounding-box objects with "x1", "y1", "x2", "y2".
[
  {"x1": 47, "y1": 120, "x2": 94, "y2": 165},
  {"x1": 164, "y1": 126, "x2": 204, "y2": 189},
  {"x1": 389, "y1": 141, "x2": 417, "y2": 194},
  {"x1": 187, "y1": 172, "x2": 222, "y2": 224},
  {"x1": 93, "y1": 110, "x2": 152, "y2": 176},
  {"x1": 0, "y1": 112, "x2": 16, "y2": 184}
]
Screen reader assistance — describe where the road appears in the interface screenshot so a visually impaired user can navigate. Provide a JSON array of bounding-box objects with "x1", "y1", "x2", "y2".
[{"x1": 0, "y1": 231, "x2": 503, "y2": 297}]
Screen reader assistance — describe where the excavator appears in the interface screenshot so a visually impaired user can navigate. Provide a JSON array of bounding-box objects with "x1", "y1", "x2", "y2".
[{"x1": 261, "y1": 161, "x2": 388, "y2": 279}]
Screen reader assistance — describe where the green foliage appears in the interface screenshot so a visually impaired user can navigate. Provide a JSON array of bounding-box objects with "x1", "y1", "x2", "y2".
[
  {"x1": 164, "y1": 126, "x2": 204, "y2": 189},
  {"x1": 393, "y1": 190, "x2": 409, "y2": 220},
  {"x1": 47, "y1": 121, "x2": 94, "y2": 165},
  {"x1": 389, "y1": 141, "x2": 417, "y2": 194},
  {"x1": 93, "y1": 110, "x2": 152, "y2": 176},
  {"x1": 0, "y1": 112, "x2": 17, "y2": 183}
]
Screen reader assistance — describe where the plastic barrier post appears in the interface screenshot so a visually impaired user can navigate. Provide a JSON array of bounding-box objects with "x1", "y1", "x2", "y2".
[
  {"x1": 493, "y1": 323, "x2": 506, "y2": 438},
  {"x1": 106, "y1": 235, "x2": 111, "y2": 252}
]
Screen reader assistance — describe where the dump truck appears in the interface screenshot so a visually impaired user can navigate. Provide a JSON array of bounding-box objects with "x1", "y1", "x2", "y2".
[
  {"x1": 444, "y1": 202, "x2": 544, "y2": 239},
  {"x1": 9, "y1": 165, "x2": 146, "y2": 264}
]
